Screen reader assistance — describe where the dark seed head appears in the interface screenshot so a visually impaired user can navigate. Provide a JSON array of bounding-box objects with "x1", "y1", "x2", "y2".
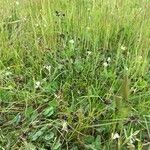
[
  {"x1": 104, "y1": 99, "x2": 112, "y2": 105},
  {"x1": 62, "y1": 13, "x2": 65, "y2": 17},
  {"x1": 62, "y1": 115, "x2": 68, "y2": 121},
  {"x1": 59, "y1": 33, "x2": 65, "y2": 39},
  {"x1": 124, "y1": 115, "x2": 139, "y2": 125},
  {"x1": 55, "y1": 11, "x2": 61, "y2": 17}
]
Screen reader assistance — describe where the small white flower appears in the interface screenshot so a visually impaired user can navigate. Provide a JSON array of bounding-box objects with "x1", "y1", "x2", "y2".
[
  {"x1": 69, "y1": 39, "x2": 74, "y2": 44},
  {"x1": 16, "y1": 1, "x2": 19, "y2": 5},
  {"x1": 138, "y1": 56, "x2": 143, "y2": 60},
  {"x1": 23, "y1": 17, "x2": 27, "y2": 21},
  {"x1": 112, "y1": 132, "x2": 120, "y2": 140},
  {"x1": 54, "y1": 93, "x2": 61, "y2": 99},
  {"x1": 62, "y1": 121, "x2": 68, "y2": 132},
  {"x1": 42, "y1": 78, "x2": 47, "y2": 82},
  {"x1": 121, "y1": 45, "x2": 126, "y2": 51},
  {"x1": 5, "y1": 71, "x2": 12, "y2": 76},
  {"x1": 103, "y1": 62, "x2": 108, "y2": 67},
  {"x1": 87, "y1": 51, "x2": 92, "y2": 55},
  {"x1": 125, "y1": 66, "x2": 129, "y2": 71},
  {"x1": 35, "y1": 81, "x2": 41, "y2": 89},
  {"x1": 107, "y1": 57, "x2": 111, "y2": 62},
  {"x1": 43, "y1": 65, "x2": 51, "y2": 72},
  {"x1": 131, "y1": 87, "x2": 137, "y2": 93}
]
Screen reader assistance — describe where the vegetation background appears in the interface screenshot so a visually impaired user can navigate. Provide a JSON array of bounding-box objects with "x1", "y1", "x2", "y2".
[{"x1": 0, "y1": 0, "x2": 150, "y2": 149}]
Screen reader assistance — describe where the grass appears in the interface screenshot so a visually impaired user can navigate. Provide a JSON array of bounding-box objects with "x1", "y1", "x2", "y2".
[{"x1": 0, "y1": 0, "x2": 150, "y2": 149}]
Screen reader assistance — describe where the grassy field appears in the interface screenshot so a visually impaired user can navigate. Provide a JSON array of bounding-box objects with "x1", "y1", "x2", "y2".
[{"x1": 0, "y1": 0, "x2": 150, "y2": 149}]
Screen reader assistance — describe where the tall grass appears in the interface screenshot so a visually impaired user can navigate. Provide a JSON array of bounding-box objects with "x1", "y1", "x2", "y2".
[{"x1": 0, "y1": 0, "x2": 150, "y2": 149}]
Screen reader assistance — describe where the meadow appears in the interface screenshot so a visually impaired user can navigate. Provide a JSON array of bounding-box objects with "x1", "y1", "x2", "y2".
[{"x1": 0, "y1": 0, "x2": 150, "y2": 149}]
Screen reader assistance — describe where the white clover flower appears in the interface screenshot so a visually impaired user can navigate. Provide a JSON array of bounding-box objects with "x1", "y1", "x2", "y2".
[
  {"x1": 103, "y1": 62, "x2": 108, "y2": 67},
  {"x1": 16, "y1": 1, "x2": 19, "y2": 5},
  {"x1": 87, "y1": 51, "x2": 92, "y2": 55},
  {"x1": 54, "y1": 93, "x2": 61, "y2": 99},
  {"x1": 107, "y1": 57, "x2": 111, "y2": 62},
  {"x1": 69, "y1": 39, "x2": 74, "y2": 44},
  {"x1": 125, "y1": 66, "x2": 129, "y2": 71},
  {"x1": 138, "y1": 56, "x2": 143, "y2": 60},
  {"x1": 42, "y1": 78, "x2": 47, "y2": 82},
  {"x1": 62, "y1": 121, "x2": 68, "y2": 132},
  {"x1": 35, "y1": 81, "x2": 41, "y2": 89},
  {"x1": 23, "y1": 17, "x2": 27, "y2": 21},
  {"x1": 35, "y1": 24, "x2": 39, "y2": 27},
  {"x1": 43, "y1": 65, "x2": 51, "y2": 72},
  {"x1": 5, "y1": 71, "x2": 12, "y2": 76},
  {"x1": 121, "y1": 45, "x2": 126, "y2": 51},
  {"x1": 112, "y1": 132, "x2": 120, "y2": 140}
]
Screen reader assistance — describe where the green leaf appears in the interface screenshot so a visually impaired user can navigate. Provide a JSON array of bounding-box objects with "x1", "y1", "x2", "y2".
[
  {"x1": 74, "y1": 59, "x2": 83, "y2": 72},
  {"x1": 24, "y1": 142, "x2": 36, "y2": 150},
  {"x1": 25, "y1": 106, "x2": 38, "y2": 121},
  {"x1": 43, "y1": 106, "x2": 54, "y2": 117},
  {"x1": 94, "y1": 135, "x2": 101, "y2": 149},
  {"x1": 31, "y1": 130, "x2": 43, "y2": 141},
  {"x1": 53, "y1": 139, "x2": 61, "y2": 150},
  {"x1": 44, "y1": 132, "x2": 55, "y2": 141},
  {"x1": 48, "y1": 99, "x2": 58, "y2": 108},
  {"x1": 11, "y1": 114, "x2": 21, "y2": 125},
  {"x1": 84, "y1": 135, "x2": 95, "y2": 144}
]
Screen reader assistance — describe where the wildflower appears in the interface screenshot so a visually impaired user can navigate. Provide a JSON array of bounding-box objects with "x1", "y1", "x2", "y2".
[
  {"x1": 87, "y1": 51, "x2": 92, "y2": 55},
  {"x1": 16, "y1": 1, "x2": 19, "y2": 5},
  {"x1": 120, "y1": 45, "x2": 126, "y2": 51},
  {"x1": 54, "y1": 93, "x2": 61, "y2": 99},
  {"x1": 5, "y1": 71, "x2": 12, "y2": 76},
  {"x1": 35, "y1": 24, "x2": 39, "y2": 27},
  {"x1": 107, "y1": 57, "x2": 111, "y2": 62},
  {"x1": 103, "y1": 62, "x2": 108, "y2": 67},
  {"x1": 69, "y1": 39, "x2": 74, "y2": 44},
  {"x1": 112, "y1": 132, "x2": 120, "y2": 140},
  {"x1": 42, "y1": 78, "x2": 47, "y2": 82},
  {"x1": 23, "y1": 17, "x2": 27, "y2": 21},
  {"x1": 43, "y1": 65, "x2": 51, "y2": 72},
  {"x1": 138, "y1": 56, "x2": 143, "y2": 60},
  {"x1": 125, "y1": 66, "x2": 129, "y2": 71},
  {"x1": 62, "y1": 121, "x2": 68, "y2": 132},
  {"x1": 35, "y1": 81, "x2": 41, "y2": 89}
]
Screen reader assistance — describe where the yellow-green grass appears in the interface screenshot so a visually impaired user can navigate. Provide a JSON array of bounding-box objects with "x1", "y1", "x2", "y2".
[{"x1": 0, "y1": 0, "x2": 150, "y2": 149}]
